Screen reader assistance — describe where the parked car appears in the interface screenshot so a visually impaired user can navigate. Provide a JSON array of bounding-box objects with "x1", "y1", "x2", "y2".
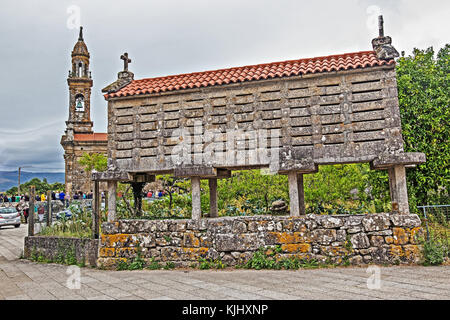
[
  {"x1": 55, "y1": 209, "x2": 76, "y2": 220},
  {"x1": 0, "y1": 207, "x2": 21, "y2": 228}
]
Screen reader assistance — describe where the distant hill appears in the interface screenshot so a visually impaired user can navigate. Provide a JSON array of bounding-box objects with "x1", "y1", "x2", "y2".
[{"x1": 0, "y1": 171, "x2": 65, "y2": 192}]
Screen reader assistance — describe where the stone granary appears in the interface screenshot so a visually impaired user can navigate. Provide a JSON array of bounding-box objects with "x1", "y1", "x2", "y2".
[
  {"x1": 93, "y1": 17, "x2": 425, "y2": 223},
  {"x1": 61, "y1": 27, "x2": 108, "y2": 197}
]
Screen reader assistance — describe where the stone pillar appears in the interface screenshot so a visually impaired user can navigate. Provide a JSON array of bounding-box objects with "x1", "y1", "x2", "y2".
[
  {"x1": 388, "y1": 167, "x2": 397, "y2": 207},
  {"x1": 131, "y1": 182, "x2": 145, "y2": 217},
  {"x1": 209, "y1": 178, "x2": 218, "y2": 218},
  {"x1": 107, "y1": 181, "x2": 117, "y2": 222},
  {"x1": 297, "y1": 173, "x2": 306, "y2": 215},
  {"x1": 28, "y1": 186, "x2": 35, "y2": 236},
  {"x1": 394, "y1": 165, "x2": 409, "y2": 214},
  {"x1": 104, "y1": 190, "x2": 108, "y2": 211},
  {"x1": 388, "y1": 165, "x2": 410, "y2": 214},
  {"x1": 288, "y1": 172, "x2": 300, "y2": 217},
  {"x1": 191, "y1": 177, "x2": 201, "y2": 220},
  {"x1": 92, "y1": 180, "x2": 100, "y2": 239},
  {"x1": 46, "y1": 190, "x2": 52, "y2": 227}
]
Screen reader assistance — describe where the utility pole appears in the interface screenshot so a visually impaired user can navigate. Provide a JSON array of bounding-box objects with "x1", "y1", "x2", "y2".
[
  {"x1": 18, "y1": 167, "x2": 21, "y2": 195},
  {"x1": 18, "y1": 165, "x2": 31, "y2": 196}
]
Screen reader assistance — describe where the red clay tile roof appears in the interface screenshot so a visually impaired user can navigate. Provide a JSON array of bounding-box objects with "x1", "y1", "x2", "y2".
[
  {"x1": 74, "y1": 133, "x2": 107, "y2": 142},
  {"x1": 105, "y1": 51, "x2": 394, "y2": 99}
]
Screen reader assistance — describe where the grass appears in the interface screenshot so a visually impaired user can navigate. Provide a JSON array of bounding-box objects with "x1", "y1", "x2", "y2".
[
  {"x1": 38, "y1": 205, "x2": 93, "y2": 239},
  {"x1": 421, "y1": 222, "x2": 449, "y2": 266}
]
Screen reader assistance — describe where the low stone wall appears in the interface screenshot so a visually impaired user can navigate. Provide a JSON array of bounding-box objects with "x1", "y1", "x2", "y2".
[
  {"x1": 24, "y1": 236, "x2": 99, "y2": 267},
  {"x1": 98, "y1": 213, "x2": 424, "y2": 268}
]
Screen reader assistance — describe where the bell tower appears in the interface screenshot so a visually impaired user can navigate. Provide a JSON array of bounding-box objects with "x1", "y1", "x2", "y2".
[
  {"x1": 66, "y1": 26, "x2": 93, "y2": 135},
  {"x1": 60, "y1": 26, "x2": 108, "y2": 198}
]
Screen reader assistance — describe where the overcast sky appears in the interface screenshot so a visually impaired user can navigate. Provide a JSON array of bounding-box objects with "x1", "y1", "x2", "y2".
[{"x1": 0, "y1": 0, "x2": 448, "y2": 173}]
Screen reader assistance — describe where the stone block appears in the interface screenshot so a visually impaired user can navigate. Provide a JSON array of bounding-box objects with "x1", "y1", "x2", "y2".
[
  {"x1": 281, "y1": 243, "x2": 311, "y2": 254},
  {"x1": 350, "y1": 233, "x2": 370, "y2": 249},
  {"x1": 182, "y1": 232, "x2": 201, "y2": 248},
  {"x1": 232, "y1": 220, "x2": 247, "y2": 233},
  {"x1": 312, "y1": 229, "x2": 337, "y2": 245},
  {"x1": 101, "y1": 222, "x2": 119, "y2": 234},
  {"x1": 370, "y1": 235, "x2": 385, "y2": 247},
  {"x1": 319, "y1": 216, "x2": 343, "y2": 228},
  {"x1": 369, "y1": 246, "x2": 390, "y2": 263},
  {"x1": 392, "y1": 227, "x2": 409, "y2": 245},
  {"x1": 341, "y1": 215, "x2": 364, "y2": 229},
  {"x1": 336, "y1": 230, "x2": 347, "y2": 242},
  {"x1": 403, "y1": 245, "x2": 422, "y2": 263},
  {"x1": 215, "y1": 233, "x2": 262, "y2": 252},
  {"x1": 390, "y1": 214, "x2": 421, "y2": 228},
  {"x1": 362, "y1": 213, "x2": 391, "y2": 232},
  {"x1": 349, "y1": 255, "x2": 364, "y2": 265}
]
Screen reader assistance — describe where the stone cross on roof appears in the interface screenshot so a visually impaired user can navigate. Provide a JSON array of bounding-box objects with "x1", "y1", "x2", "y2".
[
  {"x1": 378, "y1": 15, "x2": 384, "y2": 37},
  {"x1": 371, "y1": 15, "x2": 399, "y2": 60},
  {"x1": 120, "y1": 52, "x2": 131, "y2": 72}
]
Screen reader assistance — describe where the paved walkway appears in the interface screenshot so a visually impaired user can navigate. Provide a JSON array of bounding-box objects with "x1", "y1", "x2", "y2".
[{"x1": 0, "y1": 225, "x2": 449, "y2": 300}]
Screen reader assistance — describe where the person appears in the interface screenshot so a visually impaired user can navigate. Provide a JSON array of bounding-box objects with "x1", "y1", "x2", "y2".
[
  {"x1": 55, "y1": 191, "x2": 59, "y2": 200},
  {"x1": 37, "y1": 205, "x2": 45, "y2": 222},
  {"x1": 23, "y1": 207, "x2": 29, "y2": 223},
  {"x1": 16, "y1": 199, "x2": 28, "y2": 224},
  {"x1": 59, "y1": 191, "x2": 65, "y2": 204},
  {"x1": 51, "y1": 191, "x2": 56, "y2": 200},
  {"x1": 41, "y1": 193, "x2": 46, "y2": 202},
  {"x1": 10, "y1": 195, "x2": 15, "y2": 203}
]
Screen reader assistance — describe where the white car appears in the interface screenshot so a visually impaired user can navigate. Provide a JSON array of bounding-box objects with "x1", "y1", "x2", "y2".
[{"x1": 0, "y1": 207, "x2": 21, "y2": 228}]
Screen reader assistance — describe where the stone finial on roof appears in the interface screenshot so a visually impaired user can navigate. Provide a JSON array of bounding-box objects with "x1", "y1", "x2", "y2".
[
  {"x1": 372, "y1": 15, "x2": 399, "y2": 60},
  {"x1": 101, "y1": 51, "x2": 134, "y2": 94},
  {"x1": 78, "y1": 26, "x2": 84, "y2": 41}
]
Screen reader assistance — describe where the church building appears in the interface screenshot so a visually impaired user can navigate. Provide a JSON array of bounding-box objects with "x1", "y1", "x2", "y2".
[{"x1": 60, "y1": 27, "x2": 108, "y2": 197}]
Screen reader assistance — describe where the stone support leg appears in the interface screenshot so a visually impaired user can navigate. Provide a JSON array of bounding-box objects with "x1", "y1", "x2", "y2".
[
  {"x1": 28, "y1": 186, "x2": 35, "y2": 236},
  {"x1": 209, "y1": 178, "x2": 218, "y2": 218},
  {"x1": 46, "y1": 190, "x2": 52, "y2": 227},
  {"x1": 131, "y1": 182, "x2": 145, "y2": 216},
  {"x1": 388, "y1": 165, "x2": 410, "y2": 214},
  {"x1": 107, "y1": 181, "x2": 117, "y2": 222},
  {"x1": 388, "y1": 167, "x2": 398, "y2": 208},
  {"x1": 297, "y1": 173, "x2": 306, "y2": 215},
  {"x1": 288, "y1": 172, "x2": 300, "y2": 217},
  {"x1": 93, "y1": 180, "x2": 100, "y2": 239},
  {"x1": 191, "y1": 177, "x2": 201, "y2": 220}
]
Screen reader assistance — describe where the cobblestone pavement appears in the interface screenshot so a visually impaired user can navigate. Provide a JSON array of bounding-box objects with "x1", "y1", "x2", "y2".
[{"x1": 0, "y1": 225, "x2": 449, "y2": 300}]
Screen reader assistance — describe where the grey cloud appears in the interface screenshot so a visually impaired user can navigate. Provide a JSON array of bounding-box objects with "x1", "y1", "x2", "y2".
[{"x1": 0, "y1": 0, "x2": 448, "y2": 172}]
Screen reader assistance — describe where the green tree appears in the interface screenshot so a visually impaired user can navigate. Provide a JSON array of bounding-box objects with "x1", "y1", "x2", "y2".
[
  {"x1": 78, "y1": 152, "x2": 108, "y2": 173},
  {"x1": 6, "y1": 178, "x2": 65, "y2": 196},
  {"x1": 369, "y1": 45, "x2": 450, "y2": 210}
]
